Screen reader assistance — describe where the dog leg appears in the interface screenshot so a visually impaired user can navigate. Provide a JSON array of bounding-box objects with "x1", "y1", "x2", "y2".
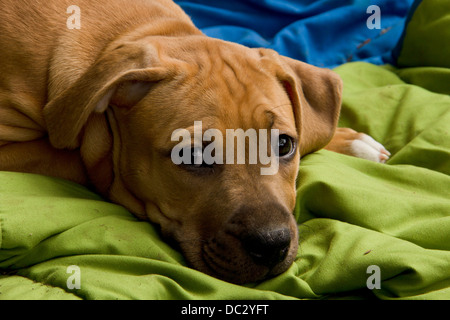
[
  {"x1": 0, "y1": 139, "x2": 88, "y2": 184},
  {"x1": 325, "y1": 128, "x2": 390, "y2": 163}
]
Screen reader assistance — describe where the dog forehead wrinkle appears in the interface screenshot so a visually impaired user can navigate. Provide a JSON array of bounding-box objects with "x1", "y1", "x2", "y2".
[
  {"x1": 213, "y1": 46, "x2": 271, "y2": 107},
  {"x1": 220, "y1": 58, "x2": 248, "y2": 101},
  {"x1": 263, "y1": 109, "x2": 275, "y2": 129},
  {"x1": 173, "y1": 49, "x2": 281, "y2": 132}
]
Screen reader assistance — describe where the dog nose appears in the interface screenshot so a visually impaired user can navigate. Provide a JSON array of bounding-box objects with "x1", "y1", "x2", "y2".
[{"x1": 243, "y1": 228, "x2": 291, "y2": 267}]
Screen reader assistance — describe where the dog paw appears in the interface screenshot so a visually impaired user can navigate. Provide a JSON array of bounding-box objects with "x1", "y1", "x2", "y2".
[
  {"x1": 349, "y1": 134, "x2": 391, "y2": 163},
  {"x1": 326, "y1": 128, "x2": 390, "y2": 163}
]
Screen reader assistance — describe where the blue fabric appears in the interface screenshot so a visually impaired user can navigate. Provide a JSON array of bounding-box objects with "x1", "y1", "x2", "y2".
[{"x1": 175, "y1": 0, "x2": 414, "y2": 68}]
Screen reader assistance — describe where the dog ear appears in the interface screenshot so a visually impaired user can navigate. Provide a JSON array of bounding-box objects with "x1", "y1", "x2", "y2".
[
  {"x1": 44, "y1": 43, "x2": 169, "y2": 149},
  {"x1": 264, "y1": 51, "x2": 342, "y2": 157}
]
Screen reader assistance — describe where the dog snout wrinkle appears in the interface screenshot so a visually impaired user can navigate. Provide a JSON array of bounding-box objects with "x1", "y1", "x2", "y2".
[{"x1": 242, "y1": 228, "x2": 291, "y2": 267}]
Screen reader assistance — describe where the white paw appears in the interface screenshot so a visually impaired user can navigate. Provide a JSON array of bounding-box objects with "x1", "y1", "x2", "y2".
[{"x1": 350, "y1": 134, "x2": 391, "y2": 163}]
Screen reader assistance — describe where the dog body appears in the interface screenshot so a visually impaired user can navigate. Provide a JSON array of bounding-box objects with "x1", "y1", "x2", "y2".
[
  {"x1": 0, "y1": 0, "x2": 389, "y2": 283},
  {"x1": 0, "y1": 0, "x2": 198, "y2": 185}
]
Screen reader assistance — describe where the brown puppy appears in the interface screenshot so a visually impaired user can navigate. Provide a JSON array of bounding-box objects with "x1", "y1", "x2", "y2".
[{"x1": 0, "y1": 0, "x2": 388, "y2": 283}]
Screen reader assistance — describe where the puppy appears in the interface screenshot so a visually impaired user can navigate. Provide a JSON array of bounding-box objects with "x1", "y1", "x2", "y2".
[{"x1": 0, "y1": 0, "x2": 388, "y2": 283}]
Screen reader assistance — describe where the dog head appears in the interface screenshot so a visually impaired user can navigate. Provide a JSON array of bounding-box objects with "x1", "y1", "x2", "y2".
[{"x1": 44, "y1": 36, "x2": 341, "y2": 283}]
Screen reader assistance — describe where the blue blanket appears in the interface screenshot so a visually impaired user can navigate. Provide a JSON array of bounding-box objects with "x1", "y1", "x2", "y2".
[{"x1": 175, "y1": 0, "x2": 414, "y2": 68}]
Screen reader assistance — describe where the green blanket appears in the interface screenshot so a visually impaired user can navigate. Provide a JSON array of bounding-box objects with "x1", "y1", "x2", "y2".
[{"x1": 1, "y1": 0, "x2": 449, "y2": 300}]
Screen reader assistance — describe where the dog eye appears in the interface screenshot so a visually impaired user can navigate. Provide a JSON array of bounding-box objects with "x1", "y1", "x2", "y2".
[
  {"x1": 278, "y1": 134, "x2": 295, "y2": 158},
  {"x1": 178, "y1": 147, "x2": 214, "y2": 170},
  {"x1": 190, "y1": 148, "x2": 208, "y2": 168}
]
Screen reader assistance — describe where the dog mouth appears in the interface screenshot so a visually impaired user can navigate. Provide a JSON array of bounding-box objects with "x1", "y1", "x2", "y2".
[
  {"x1": 200, "y1": 241, "x2": 269, "y2": 284},
  {"x1": 192, "y1": 228, "x2": 297, "y2": 284},
  {"x1": 160, "y1": 203, "x2": 299, "y2": 284},
  {"x1": 202, "y1": 243, "x2": 251, "y2": 281},
  {"x1": 202, "y1": 242, "x2": 265, "y2": 283}
]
